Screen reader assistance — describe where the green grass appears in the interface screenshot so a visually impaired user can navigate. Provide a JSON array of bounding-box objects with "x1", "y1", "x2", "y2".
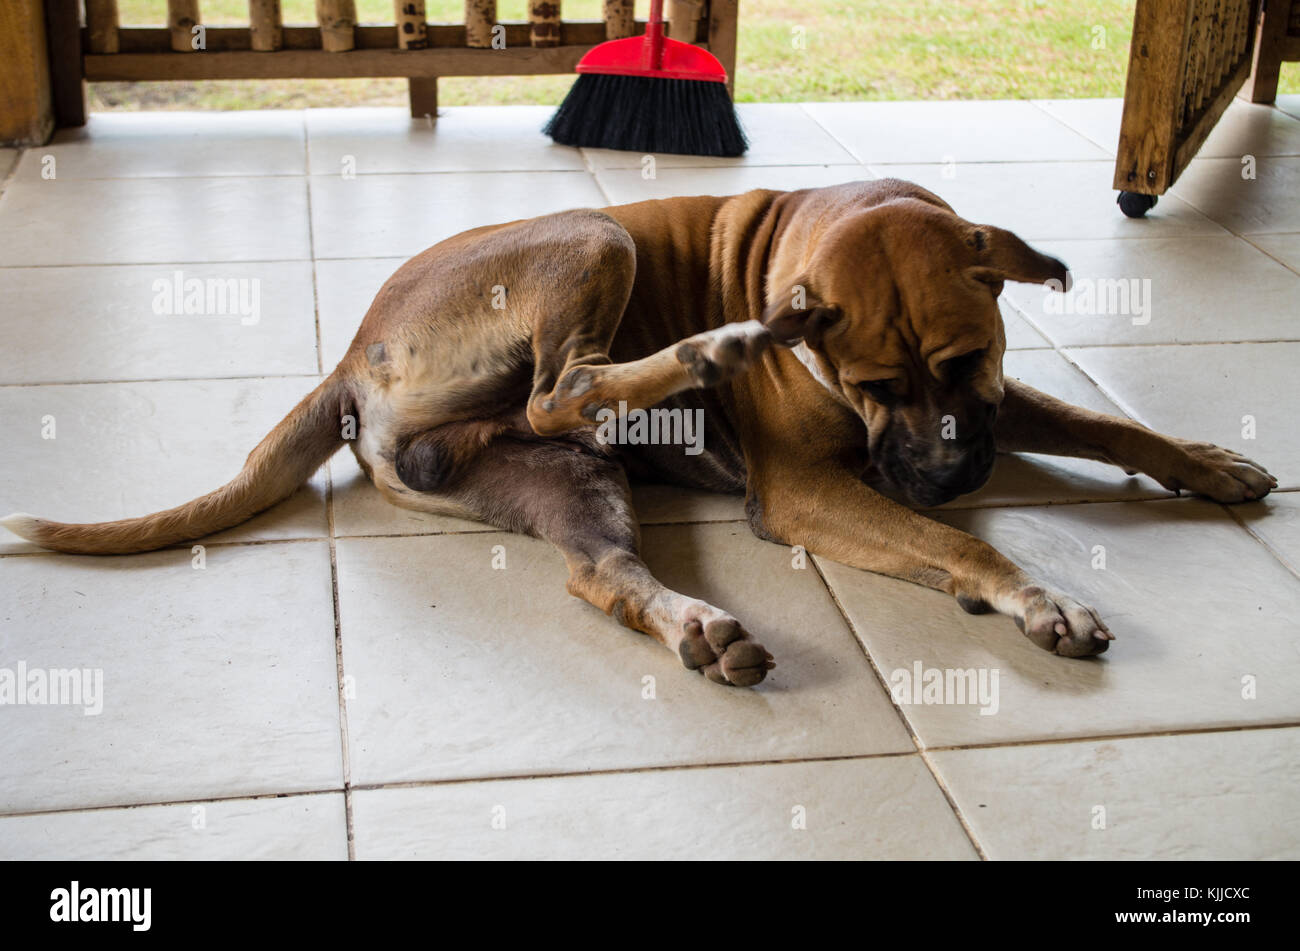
[{"x1": 88, "y1": 1, "x2": 1300, "y2": 111}]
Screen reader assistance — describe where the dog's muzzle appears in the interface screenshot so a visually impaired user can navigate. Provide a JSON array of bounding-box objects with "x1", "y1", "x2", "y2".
[{"x1": 879, "y1": 429, "x2": 997, "y2": 507}]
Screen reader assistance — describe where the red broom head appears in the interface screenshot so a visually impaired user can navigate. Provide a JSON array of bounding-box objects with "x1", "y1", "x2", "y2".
[{"x1": 573, "y1": 0, "x2": 728, "y2": 84}]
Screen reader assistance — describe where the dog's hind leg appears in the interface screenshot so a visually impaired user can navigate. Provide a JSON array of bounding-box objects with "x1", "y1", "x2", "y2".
[
  {"x1": 388, "y1": 436, "x2": 774, "y2": 686},
  {"x1": 527, "y1": 321, "x2": 773, "y2": 437}
]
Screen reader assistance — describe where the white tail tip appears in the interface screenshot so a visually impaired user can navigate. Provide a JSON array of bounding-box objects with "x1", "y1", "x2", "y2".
[{"x1": 1, "y1": 513, "x2": 42, "y2": 541}]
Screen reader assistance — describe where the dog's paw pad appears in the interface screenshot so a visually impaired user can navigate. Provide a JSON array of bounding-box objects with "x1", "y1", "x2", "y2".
[
  {"x1": 676, "y1": 321, "x2": 772, "y2": 388},
  {"x1": 528, "y1": 365, "x2": 611, "y2": 435},
  {"x1": 1014, "y1": 585, "x2": 1113, "y2": 657},
  {"x1": 678, "y1": 619, "x2": 716, "y2": 670},
  {"x1": 676, "y1": 607, "x2": 774, "y2": 686}
]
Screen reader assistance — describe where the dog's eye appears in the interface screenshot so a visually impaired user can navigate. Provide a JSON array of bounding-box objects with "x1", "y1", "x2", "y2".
[
  {"x1": 856, "y1": 380, "x2": 898, "y2": 404},
  {"x1": 941, "y1": 348, "x2": 986, "y2": 381}
]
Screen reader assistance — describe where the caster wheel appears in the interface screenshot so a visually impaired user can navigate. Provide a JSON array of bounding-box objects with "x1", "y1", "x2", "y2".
[{"x1": 1117, "y1": 191, "x2": 1158, "y2": 218}]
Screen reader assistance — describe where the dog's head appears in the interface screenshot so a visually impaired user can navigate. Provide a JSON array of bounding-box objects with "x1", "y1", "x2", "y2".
[{"x1": 763, "y1": 190, "x2": 1068, "y2": 507}]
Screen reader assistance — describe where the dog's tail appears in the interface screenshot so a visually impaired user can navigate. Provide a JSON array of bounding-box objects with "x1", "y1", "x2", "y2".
[{"x1": 1, "y1": 375, "x2": 351, "y2": 555}]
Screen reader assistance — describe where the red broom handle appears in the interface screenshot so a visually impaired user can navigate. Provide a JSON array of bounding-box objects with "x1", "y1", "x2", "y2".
[{"x1": 643, "y1": 0, "x2": 666, "y2": 71}]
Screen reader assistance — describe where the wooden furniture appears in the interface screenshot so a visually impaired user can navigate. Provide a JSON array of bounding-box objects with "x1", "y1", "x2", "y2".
[
  {"x1": 1243, "y1": 0, "x2": 1300, "y2": 102},
  {"x1": 1113, "y1": 0, "x2": 1297, "y2": 216},
  {"x1": 13, "y1": 0, "x2": 738, "y2": 143}
]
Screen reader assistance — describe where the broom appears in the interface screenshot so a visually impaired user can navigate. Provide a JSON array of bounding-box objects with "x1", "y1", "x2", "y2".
[{"x1": 543, "y1": 0, "x2": 747, "y2": 157}]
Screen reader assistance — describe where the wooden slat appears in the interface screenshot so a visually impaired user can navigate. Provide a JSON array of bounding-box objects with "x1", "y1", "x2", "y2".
[
  {"x1": 529, "y1": 1, "x2": 561, "y2": 48},
  {"x1": 1180, "y1": 1, "x2": 1204, "y2": 125},
  {"x1": 603, "y1": 0, "x2": 634, "y2": 39},
  {"x1": 85, "y1": 45, "x2": 598, "y2": 81},
  {"x1": 667, "y1": 0, "x2": 703, "y2": 42},
  {"x1": 1244, "y1": 0, "x2": 1287, "y2": 102},
  {"x1": 0, "y1": 0, "x2": 54, "y2": 145},
  {"x1": 169, "y1": 0, "x2": 201, "y2": 53},
  {"x1": 707, "y1": 0, "x2": 739, "y2": 96},
  {"x1": 395, "y1": 1, "x2": 428, "y2": 50},
  {"x1": 1114, "y1": 2, "x2": 1194, "y2": 194},
  {"x1": 1174, "y1": 52, "x2": 1254, "y2": 170},
  {"x1": 250, "y1": 0, "x2": 283, "y2": 52},
  {"x1": 44, "y1": 0, "x2": 86, "y2": 128},
  {"x1": 316, "y1": 0, "x2": 357, "y2": 52},
  {"x1": 408, "y1": 76, "x2": 437, "y2": 117},
  {"x1": 465, "y1": 0, "x2": 496, "y2": 48},
  {"x1": 85, "y1": 0, "x2": 120, "y2": 54},
  {"x1": 99, "y1": 21, "x2": 618, "y2": 53}
]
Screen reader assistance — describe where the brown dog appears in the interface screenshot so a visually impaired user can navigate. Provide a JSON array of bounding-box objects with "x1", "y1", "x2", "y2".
[{"x1": 3, "y1": 179, "x2": 1276, "y2": 686}]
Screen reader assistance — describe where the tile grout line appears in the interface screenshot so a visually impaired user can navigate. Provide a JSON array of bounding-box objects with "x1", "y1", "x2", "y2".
[
  {"x1": 1240, "y1": 233, "x2": 1300, "y2": 279},
  {"x1": 2, "y1": 168, "x2": 604, "y2": 184},
  {"x1": 0, "y1": 752, "x2": 920, "y2": 821},
  {"x1": 1025, "y1": 99, "x2": 1117, "y2": 157},
  {"x1": 0, "y1": 147, "x2": 24, "y2": 199},
  {"x1": 326, "y1": 466, "x2": 355, "y2": 862},
  {"x1": 0, "y1": 373, "x2": 323, "y2": 389},
  {"x1": 795, "y1": 103, "x2": 868, "y2": 165},
  {"x1": 920, "y1": 718, "x2": 1300, "y2": 754},
  {"x1": 581, "y1": 148, "x2": 615, "y2": 206},
  {"x1": 303, "y1": 751, "x2": 920, "y2": 794},
  {"x1": 304, "y1": 113, "x2": 358, "y2": 864},
  {"x1": 806, "y1": 555, "x2": 989, "y2": 860},
  {"x1": 1221, "y1": 501, "x2": 1300, "y2": 583},
  {"x1": 7, "y1": 720, "x2": 1300, "y2": 822},
  {"x1": 0, "y1": 259, "x2": 317, "y2": 270}
]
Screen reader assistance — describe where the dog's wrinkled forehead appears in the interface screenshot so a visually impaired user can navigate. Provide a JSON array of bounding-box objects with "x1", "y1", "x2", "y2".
[
  {"x1": 815, "y1": 203, "x2": 1004, "y2": 358},
  {"x1": 820, "y1": 201, "x2": 994, "y2": 301},
  {"x1": 762, "y1": 192, "x2": 1068, "y2": 365}
]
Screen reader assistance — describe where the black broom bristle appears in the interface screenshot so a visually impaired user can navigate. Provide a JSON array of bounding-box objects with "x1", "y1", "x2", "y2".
[{"x1": 543, "y1": 74, "x2": 748, "y2": 157}]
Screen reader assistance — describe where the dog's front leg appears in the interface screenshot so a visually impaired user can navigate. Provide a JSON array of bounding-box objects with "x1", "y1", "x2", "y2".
[
  {"x1": 748, "y1": 461, "x2": 1114, "y2": 657},
  {"x1": 997, "y1": 378, "x2": 1276, "y2": 502}
]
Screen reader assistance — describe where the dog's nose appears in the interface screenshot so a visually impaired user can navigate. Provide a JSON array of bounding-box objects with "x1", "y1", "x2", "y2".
[{"x1": 928, "y1": 441, "x2": 995, "y2": 494}]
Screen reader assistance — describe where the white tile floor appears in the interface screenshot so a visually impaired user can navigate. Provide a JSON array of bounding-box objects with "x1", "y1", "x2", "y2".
[{"x1": 0, "y1": 99, "x2": 1297, "y2": 860}]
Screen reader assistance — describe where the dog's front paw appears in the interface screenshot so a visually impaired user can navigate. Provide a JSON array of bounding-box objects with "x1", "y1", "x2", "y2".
[
  {"x1": 1149, "y1": 439, "x2": 1276, "y2": 503},
  {"x1": 1012, "y1": 585, "x2": 1114, "y2": 657},
  {"x1": 676, "y1": 605, "x2": 775, "y2": 687}
]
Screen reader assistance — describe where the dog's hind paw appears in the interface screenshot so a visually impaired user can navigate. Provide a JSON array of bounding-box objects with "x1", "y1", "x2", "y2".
[
  {"x1": 675, "y1": 320, "x2": 772, "y2": 388},
  {"x1": 1012, "y1": 585, "x2": 1114, "y2": 658},
  {"x1": 676, "y1": 606, "x2": 775, "y2": 687}
]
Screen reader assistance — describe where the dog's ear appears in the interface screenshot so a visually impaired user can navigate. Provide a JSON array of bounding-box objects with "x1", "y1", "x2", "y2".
[
  {"x1": 965, "y1": 225, "x2": 1070, "y2": 294},
  {"x1": 761, "y1": 277, "x2": 842, "y2": 347}
]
